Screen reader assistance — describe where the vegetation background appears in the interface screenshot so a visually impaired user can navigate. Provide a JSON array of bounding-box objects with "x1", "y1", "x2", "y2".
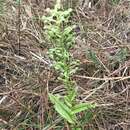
[{"x1": 0, "y1": 0, "x2": 130, "y2": 130}]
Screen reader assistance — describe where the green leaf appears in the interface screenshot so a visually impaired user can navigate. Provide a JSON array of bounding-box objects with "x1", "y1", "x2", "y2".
[
  {"x1": 64, "y1": 96, "x2": 72, "y2": 107},
  {"x1": 71, "y1": 103, "x2": 95, "y2": 115},
  {"x1": 72, "y1": 128, "x2": 82, "y2": 130},
  {"x1": 0, "y1": 0, "x2": 5, "y2": 15},
  {"x1": 114, "y1": 48, "x2": 128, "y2": 62},
  {"x1": 87, "y1": 49, "x2": 100, "y2": 66},
  {"x1": 111, "y1": 0, "x2": 120, "y2": 5},
  {"x1": 68, "y1": 89, "x2": 77, "y2": 102},
  {"x1": 49, "y1": 94, "x2": 75, "y2": 124},
  {"x1": 15, "y1": 0, "x2": 21, "y2": 4},
  {"x1": 80, "y1": 110, "x2": 94, "y2": 125},
  {"x1": 64, "y1": 26, "x2": 73, "y2": 35}
]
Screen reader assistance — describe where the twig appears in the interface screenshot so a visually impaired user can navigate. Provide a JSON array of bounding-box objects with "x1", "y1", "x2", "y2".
[
  {"x1": 82, "y1": 81, "x2": 108, "y2": 101},
  {"x1": 18, "y1": 0, "x2": 21, "y2": 55},
  {"x1": 75, "y1": 75, "x2": 130, "y2": 81}
]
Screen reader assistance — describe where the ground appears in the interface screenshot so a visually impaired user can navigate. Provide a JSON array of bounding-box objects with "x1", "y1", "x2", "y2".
[{"x1": 0, "y1": 0, "x2": 130, "y2": 130}]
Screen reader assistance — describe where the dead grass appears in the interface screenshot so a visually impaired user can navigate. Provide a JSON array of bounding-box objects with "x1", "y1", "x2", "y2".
[{"x1": 0, "y1": 0, "x2": 130, "y2": 130}]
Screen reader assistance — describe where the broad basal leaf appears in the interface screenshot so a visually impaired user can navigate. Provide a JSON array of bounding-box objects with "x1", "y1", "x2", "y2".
[{"x1": 49, "y1": 93, "x2": 76, "y2": 124}]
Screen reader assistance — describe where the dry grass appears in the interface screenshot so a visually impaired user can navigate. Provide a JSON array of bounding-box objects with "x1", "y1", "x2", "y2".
[{"x1": 0, "y1": 0, "x2": 130, "y2": 130}]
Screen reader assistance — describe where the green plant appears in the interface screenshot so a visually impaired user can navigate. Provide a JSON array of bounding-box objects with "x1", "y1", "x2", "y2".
[
  {"x1": 111, "y1": 0, "x2": 120, "y2": 5},
  {"x1": 42, "y1": 0, "x2": 96, "y2": 129},
  {"x1": 87, "y1": 49, "x2": 101, "y2": 67},
  {"x1": 0, "y1": 0, "x2": 5, "y2": 15},
  {"x1": 109, "y1": 48, "x2": 128, "y2": 63}
]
